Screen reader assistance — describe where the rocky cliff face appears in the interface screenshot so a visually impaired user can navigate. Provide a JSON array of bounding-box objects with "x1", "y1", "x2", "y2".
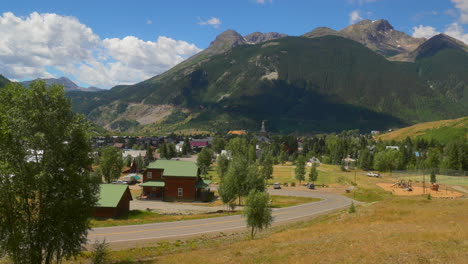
[
  {"x1": 244, "y1": 32, "x2": 288, "y2": 44},
  {"x1": 339, "y1": 19, "x2": 425, "y2": 57}
]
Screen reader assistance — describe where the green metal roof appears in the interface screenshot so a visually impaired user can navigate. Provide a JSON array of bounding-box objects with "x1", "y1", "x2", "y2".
[
  {"x1": 140, "y1": 181, "x2": 165, "y2": 187},
  {"x1": 96, "y1": 184, "x2": 131, "y2": 208},
  {"x1": 146, "y1": 160, "x2": 198, "y2": 177},
  {"x1": 196, "y1": 179, "x2": 212, "y2": 188}
]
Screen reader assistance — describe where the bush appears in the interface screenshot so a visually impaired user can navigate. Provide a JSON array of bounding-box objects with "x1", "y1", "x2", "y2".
[
  {"x1": 203, "y1": 191, "x2": 215, "y2": 202},
  {"x1": 348, "y1": 202, "x2": 356, "y2": 214},
  {"x1": 90, "y1": 240, "x2": 110, "y2": 264},
  {"x1": 291, "y1": 182, "x2": 296, "y2": 187}
]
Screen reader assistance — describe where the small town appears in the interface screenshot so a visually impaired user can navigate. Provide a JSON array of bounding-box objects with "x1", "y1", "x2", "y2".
[{"x1": 1, "y1": 1, "x2": 468, "y2": 264}]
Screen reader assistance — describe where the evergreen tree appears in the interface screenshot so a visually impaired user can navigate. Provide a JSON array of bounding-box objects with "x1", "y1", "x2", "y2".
[
  {"x1": 160, "y1": 143, "x2": 168, "y2": 159},
  {"x1": 295, "y1": 155, "x2": 306, "y2": 185},
  {"x1": 308, "y1": 163, "x2": 318, "y2": 183}
]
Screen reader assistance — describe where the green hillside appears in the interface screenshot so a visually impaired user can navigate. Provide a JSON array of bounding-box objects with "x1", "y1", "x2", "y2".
[
  {"x1": 0, "y1": 75, "x2": 10, "y2": 88},
  {"x1": 377, "y1": 117, "x2": 468, "y2": 143},
  {"x1": 68, "y1": 36, "x2": 468, "y2": 134}
]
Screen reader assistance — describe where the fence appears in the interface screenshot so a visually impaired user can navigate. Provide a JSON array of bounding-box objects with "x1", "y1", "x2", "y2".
[{"x1": 392, "y1": 169, "x2": 468, "y2": 187}]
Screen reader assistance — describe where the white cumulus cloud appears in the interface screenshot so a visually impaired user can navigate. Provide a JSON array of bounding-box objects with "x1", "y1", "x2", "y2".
[
  {"x1": 198, "y1": 17, "x2": 222, "y2": 28},
  {"x1": 412, "y1": 25, "x2": 439, "y2": 39},
  {"x1": 412, "y1": 23, "x2": 468, "y2": 44},
  {"x1": 349, "y1": 10, "x2": 363, "y2": 24},
  {"x1": 0, "y1": 12, "x2": 202, "y2": 88},
  {"x1": 452, "y1": 0, "x2": 468, "y2": 23}
]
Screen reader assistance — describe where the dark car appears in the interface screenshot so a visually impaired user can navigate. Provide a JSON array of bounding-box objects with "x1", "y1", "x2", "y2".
[{"x1": 307, "y1": 183, "x2": 315, "y2": 189}]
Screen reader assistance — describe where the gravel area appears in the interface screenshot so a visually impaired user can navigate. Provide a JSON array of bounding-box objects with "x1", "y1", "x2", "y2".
[{"x1": 130, "y1": 200, "x2": 227, "y2": 215}]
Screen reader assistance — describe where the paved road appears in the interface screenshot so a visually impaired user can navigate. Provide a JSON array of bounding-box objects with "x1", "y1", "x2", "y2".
[{"x1": 87, "y1": 189, "x2": 353, "y2": 248}]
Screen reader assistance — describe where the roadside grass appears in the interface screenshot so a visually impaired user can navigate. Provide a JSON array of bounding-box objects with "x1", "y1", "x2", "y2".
[
  {"x1": 269, "y1": 195, "x2": 321, "y2": 208},
  {"x1": 91, "y1": 195, "x2": 321, "y2": 228},
  {"x1": 90, "y1": 210, "x2": 241, "y2": 228},
  {"x1": 85, "y1": 196, "x2": 468, "y2": 264}
]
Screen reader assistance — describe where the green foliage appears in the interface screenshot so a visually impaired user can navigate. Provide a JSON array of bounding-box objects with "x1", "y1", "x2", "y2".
[
  {"x1": 90, "y1": 240, "x2": 110, "y2": 264},
  {"x1": 216, "y1": 154, "x2": 230, "y2": 179},
  {"x1": 243, "y1": 190, "x2": 273, "y2": 239},
  {"x1": 219, "y1": 155, "x2": 264, "y2": 206},
  {"x1": 348, "y1": 202, "x2": 356, "y2": 214},
  {"x1": 260, "y1": 155, "x2": 274, "y2": 181},
  {"x1": 295, "y1": 155, "x2": 306, "y2": 184},
  {"x1": 308, "y1": 163, "x2": 318, "y2": 183},
  {"x1": 359, "y1": 148, "x2": 373, "y2": 171},
  {"x1": 99, "y1": 146, "x2": 123, "y2": 183},
  {"x1": 430, "y1": 171, "x2": 437, "y2": 184},
  {"x1": 0, "y1": 81, "x2": 99, "y2": 264},
  {"x1": 211, "y1": 136, "x2": 226, "y2": 154},
  {"x1": 197, "y1": 147, "x2": 213, "y2": 176}
]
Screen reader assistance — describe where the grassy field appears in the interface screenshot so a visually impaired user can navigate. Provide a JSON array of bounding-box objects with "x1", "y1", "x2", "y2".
[
  {"x1": 79, "y1": 196, "x2": 468, "y2": 264},
  {"x1": 376, "y1": 116, "x2": 468, "y2": 143}
]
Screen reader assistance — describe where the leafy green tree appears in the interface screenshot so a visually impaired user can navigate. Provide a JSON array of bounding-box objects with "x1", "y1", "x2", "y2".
[
  {"x1": 425, "y1": 148, "x2": 440, "y2": 169},
  {"x1": 248, "y1": 144, "x2": 257, "y2": 162},
  {"x1": 244, "y1": 190, "x2": 273, "y2": 238},
  {"x1": 358, "y1": 148, "x2": 373, "y2": 171},
  {"x1": 430, "y1": 170, "x2": 437, "y2": 184},
  {"x1": 99, "y1": 146, "x2": 123, "y2": 183},
  {"x1": 197, "y1": 147, "x2": 213, "y2": 176},
  {"x1": 260, "y1": 155, "x2": 274, "y2": 182},
  {"x1": 308, "y1": 163, "x2": 318, "y2": 183},
  {"x1": 166, "y1": 143, "x2": 177, "y2": 160},
  {"x1": 218, "y1": 175, "x2": 237, "y2": 211},
  {"x1": 216, "y1": 154, "x2": 229, "y2": 179},
  {"x1": 146, "y1": 146, "x2": 154, "y2": 162},
  {"x1": 124, "y1": 154, "x2": 132, "y2": 167},
  {"x1": 279, "y1": 151, "x2": 288, "y2": 165},
  {"x1": 135, "y1": 154, "x2": 145, "y2": 171},
  {"x1": 159, "y1": 143, "x2": 168, "y2": 159},
  {"x1": 212, "y1": 136, "x2": 226, "y2": 154},
  {"x1": 226, "y1": 137, "x2": 249, "y2": 157},
  {"x1": 220, "y1": 156, "x2": 264, "y2": 205},
  {"x1": 0, "y1": 81, "x2": 99, "y2": 264},
  {"x1": 295, "y1": 155, "x2": 306, "y2": 185}
]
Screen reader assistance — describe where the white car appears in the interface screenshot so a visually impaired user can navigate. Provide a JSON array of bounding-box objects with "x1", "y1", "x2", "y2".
[
  {"x1": 366, "y1": 172, "x2": 381, "y2": 178},
  {"x1": 273, "y1": 183, "x2": 281, "y2": 189}
]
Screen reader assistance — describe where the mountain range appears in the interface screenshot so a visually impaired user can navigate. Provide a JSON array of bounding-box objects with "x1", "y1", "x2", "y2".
[
  {"x1": 19, "y1": 77, "x2": 103, "y2": 92},
  {"x1": 2, "y1": 19, "x2": 468, "y2": 134}
]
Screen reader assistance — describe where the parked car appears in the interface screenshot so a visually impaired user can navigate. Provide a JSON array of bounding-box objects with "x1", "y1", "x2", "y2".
[
  {"x1": 307, "y1": 183, "x2": 315, "y2": 189},
  {"x1": 366, "y1": 172, "x2": 381, "y2": 178},
  {"x1": 273, "y1": 182, "x2": 281, "y2": 189}
]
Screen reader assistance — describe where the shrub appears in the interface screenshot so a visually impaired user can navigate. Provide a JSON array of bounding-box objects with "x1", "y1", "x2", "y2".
[
  {"x1": 348, "y1": 202, "x2": 356, "y2": 214},
  {"x1": 90, "y1": 240, "x2": 110, "y2": 264},
  {"x1": 291, "y1": 182, "x2": 296, "y2": 187}
]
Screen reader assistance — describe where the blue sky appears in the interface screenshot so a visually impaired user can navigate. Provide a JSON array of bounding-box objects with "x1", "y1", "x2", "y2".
[{"x1": 1, "y1": 0, "x2": 467, "y2": 88}]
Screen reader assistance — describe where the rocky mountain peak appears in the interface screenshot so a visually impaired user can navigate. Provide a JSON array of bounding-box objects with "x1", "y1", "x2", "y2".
[
  {"x1": 206, "y1": 29, "x2": 247, "y2": 55},
  {"x1": 339, "y1": 18, "x2": 425, "y2": 57},
  {"x1": 244, "y1": 32, "x2": 288, "y2": 44}
]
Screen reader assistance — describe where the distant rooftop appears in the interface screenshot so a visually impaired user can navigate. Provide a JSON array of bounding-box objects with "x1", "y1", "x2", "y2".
[{"x1": 146, "y1": 160, "x2": 198, "y2": 177}]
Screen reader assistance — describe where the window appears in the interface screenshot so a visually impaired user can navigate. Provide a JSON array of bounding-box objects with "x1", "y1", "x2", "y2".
[
  {"x1": 178, "y1": 188, "x2": 183, "y2": 197},
  {"x1": 147, "y1": 171, "x2": 152, "y2": 179}
]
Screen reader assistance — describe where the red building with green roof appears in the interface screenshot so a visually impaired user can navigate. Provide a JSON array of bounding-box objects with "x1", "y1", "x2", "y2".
[
  {"x1": 93, "y1": 184, "x2": 133, "y2": 218},
  {"x1": 140, "y1": 160, "x2": 210, "y2": 201}
]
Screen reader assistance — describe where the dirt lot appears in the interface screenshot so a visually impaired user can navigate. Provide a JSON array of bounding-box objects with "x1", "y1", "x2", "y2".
[{"x1": 377, "y1": 183, "x2": 465, "y2": 198}]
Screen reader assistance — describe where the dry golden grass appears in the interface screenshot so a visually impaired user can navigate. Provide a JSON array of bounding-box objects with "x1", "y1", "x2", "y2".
[
  {"x1": 143, "y1": 197, "x2": 468, "y2": 264},
  {"x1": 376, "y1": 116, "x2": 468, "y2": 142}
]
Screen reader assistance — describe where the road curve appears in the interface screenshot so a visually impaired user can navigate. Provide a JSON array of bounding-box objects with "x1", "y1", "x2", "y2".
[{"x1": 87, "y1": 189, "x2": 353, "y2": 247}]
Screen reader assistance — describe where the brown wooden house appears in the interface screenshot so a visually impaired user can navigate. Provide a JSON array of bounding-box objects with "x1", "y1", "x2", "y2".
[
  {"x1": 140, "y1": 160, "x2": 210, "y2": 201},
  {"x1": 93, "y1": 184, "x2": 133, "y2": 218}
]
